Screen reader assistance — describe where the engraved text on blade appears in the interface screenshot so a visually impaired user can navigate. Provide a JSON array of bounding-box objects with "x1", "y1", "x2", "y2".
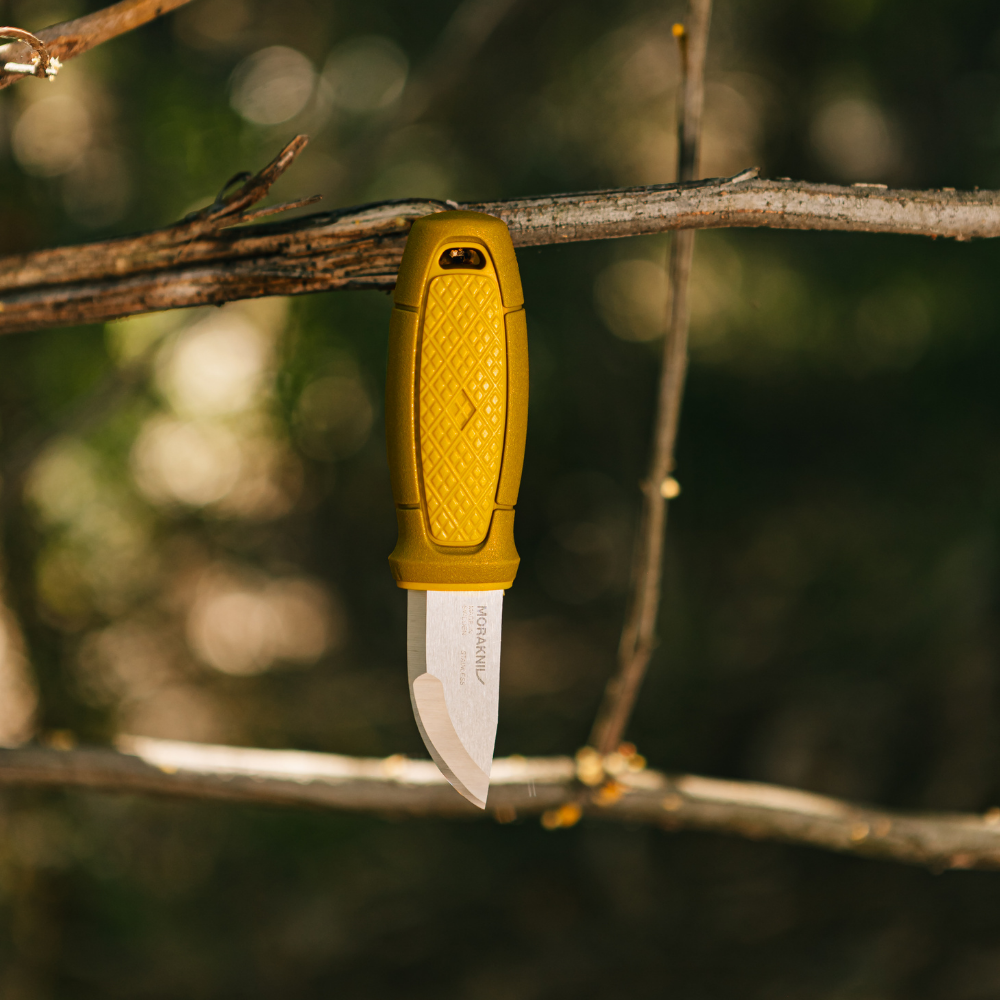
[
  {"x1": 475, "y1": 606, "x2": 487, "y2": 684},
  {"x1": 460, "y1": 602, "x2": 489, "y2": 685}
]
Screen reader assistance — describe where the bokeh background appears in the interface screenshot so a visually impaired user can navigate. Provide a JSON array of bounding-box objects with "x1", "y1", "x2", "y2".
[{"x1": 2, "y1": 0, "x2": 1000, "y2": 994}]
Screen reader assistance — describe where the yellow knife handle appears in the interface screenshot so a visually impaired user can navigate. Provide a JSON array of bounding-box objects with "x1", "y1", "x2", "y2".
[{"x1": 386, "y1": 211, "x2": 528, "y2": 591}]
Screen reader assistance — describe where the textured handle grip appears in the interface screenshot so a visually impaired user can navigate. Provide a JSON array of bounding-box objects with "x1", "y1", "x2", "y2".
[{"x1": 386, "y1": 211, "x2": 528, "y2": 591}]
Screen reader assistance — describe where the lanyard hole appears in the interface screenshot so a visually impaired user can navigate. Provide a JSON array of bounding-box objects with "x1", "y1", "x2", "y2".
[{"x1": 438, "y1": 247, "x2": 486, "y2": 270}]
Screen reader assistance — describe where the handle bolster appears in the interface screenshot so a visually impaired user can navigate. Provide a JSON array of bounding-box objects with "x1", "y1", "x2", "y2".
[{"x1": 389, "y1": 508, "x2": 519, "y2": 590}]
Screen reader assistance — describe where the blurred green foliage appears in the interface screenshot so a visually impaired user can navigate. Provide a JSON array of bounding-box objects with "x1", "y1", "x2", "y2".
[{"x1": 3, "y1": 0, "x2": 1000, "y2": 994}]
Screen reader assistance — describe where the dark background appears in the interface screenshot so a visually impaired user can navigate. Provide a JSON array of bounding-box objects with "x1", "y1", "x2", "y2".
[{"x1": 2, "y1": 0, "x2": 1000, "y2": 995}]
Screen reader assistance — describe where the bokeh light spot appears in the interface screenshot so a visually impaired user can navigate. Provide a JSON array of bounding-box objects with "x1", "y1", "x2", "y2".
[
  {"x1": 811, "y1": 96, "x2": 901, "y2": 181},
  {"x1": 323, "y1": 36, "x2": 408, "y2": 113},
  {"x1": 230, "y1": 46, "x2": 316, "y2": 125},
  {"x1": 186, "y1": 570, "x2": 341, "y2": 675},
  {"x1": 131, "y1": 417, "x2": 242, "y2": 507},
  {"x1": 157, "y1": 313, "x2": 272, "y2": 417},
  {"x1": 594, "y1": 258, "x2": 667, "y2": 342},
  {"x1": 12, "y1": 96, "x2": 92, "y2": 176}
]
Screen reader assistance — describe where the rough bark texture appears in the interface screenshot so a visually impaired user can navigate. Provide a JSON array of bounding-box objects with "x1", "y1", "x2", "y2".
[
  {"x1": 2, "y1": 171, "x2": 999, "y2": 336},
  {"x1": 480, "y1": 176, "x2": 1000, "y2": 244}
]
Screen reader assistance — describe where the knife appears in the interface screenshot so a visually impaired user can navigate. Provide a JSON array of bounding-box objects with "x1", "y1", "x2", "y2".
[{"x1": 385, "y1": 211, "x2": 528, "y2": 808}]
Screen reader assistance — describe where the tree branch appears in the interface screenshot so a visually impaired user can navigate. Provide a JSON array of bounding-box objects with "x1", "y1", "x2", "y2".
[
  {"x1": 0, "y1": 0, "x2": 196, "y2": 88},
  {"x1": 589, "y1": 0, "x2": 712, "y2": 756},
  {"x1": 0, "y1": 736, "x2": 997, "y2": 871},
  {"x1": 2, "y1": 146, "x2": 997, "y2": 335}
]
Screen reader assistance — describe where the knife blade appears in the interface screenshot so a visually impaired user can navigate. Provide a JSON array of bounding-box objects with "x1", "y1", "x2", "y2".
[{"x1": 386, "y1": 211, "x2": 528, "y2": 808}]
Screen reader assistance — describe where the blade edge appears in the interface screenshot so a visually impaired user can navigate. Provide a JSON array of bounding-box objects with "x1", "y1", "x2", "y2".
[
  {"x1": 412, "y1": 673, "x2": 489, "y2": 808},
  {"x1": 406, "y1": 589, "x2": 500, "y2": 809}
]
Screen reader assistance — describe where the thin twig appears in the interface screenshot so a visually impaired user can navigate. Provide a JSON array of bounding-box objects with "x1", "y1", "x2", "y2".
[
  {"x1": 221, "y1": 195, "x2": 325, "y2": 228},
  {"x1": 186, "y1": 135, "x2": 315, "y2": 226},
  {"x1": 0, "y1": 0, "x2": 195, "y2": 89},
  {"x1": 0, "y1": 736, "x2": 998, "y2": 871},
  {"x1": 589, "y1": 0, "x2": 713, "y2": 755},
  {"x1": 3, "y1": 166, "x2": 999, "y2": 335}
]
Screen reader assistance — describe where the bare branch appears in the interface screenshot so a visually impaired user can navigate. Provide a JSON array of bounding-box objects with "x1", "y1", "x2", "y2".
[
  {"x1": 0, "y1": 737, "x2": 997, "y2": 871},
  {"x1": 2, "y1": 154, "x2": 997, "y2": 335},
  {"x1": 589, "y1": 1, "x2": 711, "y2": 755},
  {"x1": 675, "y1": 7, "x2": 711, "y2": 183},
  {"x1": 476, "y1": 175, "x2": 1000, "y2": 242},
  {"x1": 0, "y1": 0, "x2": 196, "y2": 89}
]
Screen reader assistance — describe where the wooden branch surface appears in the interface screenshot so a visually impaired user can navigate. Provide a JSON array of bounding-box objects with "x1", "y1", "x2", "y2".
[
  {"x1": 2, "y1": 164, "x2": 998, "y2": 335},
  {"x1": 0, "y1": 0, "x2": 195, "y2": 88},
  {"x1": 3, "y1": 737, "x2": 1000, "y2": 872},
  {"x1": 590, "y1": 0, "x2": 711, "y2": 756}
]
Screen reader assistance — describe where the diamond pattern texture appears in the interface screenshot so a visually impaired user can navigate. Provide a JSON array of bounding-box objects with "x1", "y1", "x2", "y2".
[{"x1": 420, "y1": 274, "x2": 505, "y2": 544}]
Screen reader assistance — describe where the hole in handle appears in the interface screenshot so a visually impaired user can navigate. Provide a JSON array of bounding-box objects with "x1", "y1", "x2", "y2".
[{"x1": 438, "y1": 247, "x2": 486, "y2": 270}]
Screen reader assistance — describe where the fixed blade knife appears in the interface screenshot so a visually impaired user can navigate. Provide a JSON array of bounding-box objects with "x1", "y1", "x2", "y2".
[{"x1": 386, "y1": 211, "x2": 528, "y2": 808}]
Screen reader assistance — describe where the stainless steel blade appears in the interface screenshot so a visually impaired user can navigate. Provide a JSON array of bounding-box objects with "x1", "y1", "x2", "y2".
[{"x1": 407, "y1": 589, "x2": 503, "y2": 809}]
